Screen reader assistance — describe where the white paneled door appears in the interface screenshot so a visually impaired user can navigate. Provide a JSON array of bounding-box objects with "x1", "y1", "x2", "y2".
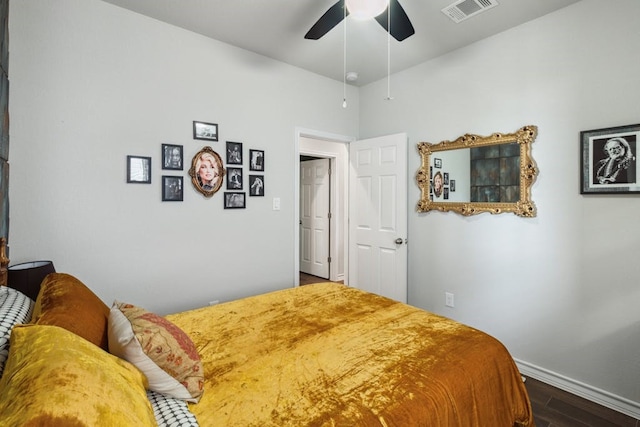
[
  {"x1": 300, "y1": 158, "x2": 330, "y2": 278},
  {"x1": 349, "y1": 134, "x2": 407, "y2": 303}
]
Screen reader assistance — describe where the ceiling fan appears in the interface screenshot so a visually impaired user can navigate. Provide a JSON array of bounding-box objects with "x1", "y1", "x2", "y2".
[{"x1": 304, "y1": 0, "x2": 415, "y2": 42}]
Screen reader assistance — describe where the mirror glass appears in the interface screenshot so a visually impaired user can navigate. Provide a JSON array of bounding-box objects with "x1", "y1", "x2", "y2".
[{"x1": 416, "y1": 125, "x2": 538, "y2": 217}]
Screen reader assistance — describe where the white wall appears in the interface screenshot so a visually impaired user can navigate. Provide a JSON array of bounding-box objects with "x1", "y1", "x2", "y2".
[
  {"x1": 359, "y1": 0, "x2": 640, "y2": 413},
  {"x1": 8, "y1": 0, "x2": 358, "y2": 314}
]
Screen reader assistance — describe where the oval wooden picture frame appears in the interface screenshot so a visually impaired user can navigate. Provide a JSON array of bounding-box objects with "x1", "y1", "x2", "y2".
[{"x1": 189, "y1": 146, "x2": 225, "y2": 198}]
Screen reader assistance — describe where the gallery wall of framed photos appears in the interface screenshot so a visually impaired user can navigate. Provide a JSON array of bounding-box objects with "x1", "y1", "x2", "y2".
[{"x1": 125, "y1": 120, "x2": 266, "y2": 208}]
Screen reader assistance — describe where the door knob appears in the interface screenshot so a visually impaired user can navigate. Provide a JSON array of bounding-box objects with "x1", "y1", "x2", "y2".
[{"x1": 395, "y1": 238, "x2": 404, "y2": 245}]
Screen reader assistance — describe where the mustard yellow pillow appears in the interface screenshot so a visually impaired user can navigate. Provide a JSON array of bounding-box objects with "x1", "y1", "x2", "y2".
[
  {"x1": 32, "y1": 273, "x2": 110, "y2": 350},
  {"x1": 0, "y1": 324, "x2": 156, "y2": 426},
  {"x1": 108, "y1": 301, "x2": 204, "y2": 402}
]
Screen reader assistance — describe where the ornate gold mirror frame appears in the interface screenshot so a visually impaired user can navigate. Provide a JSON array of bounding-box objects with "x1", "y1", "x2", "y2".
[
  {"x1": 416, "y1": 125, "x2": 538, "y2": 217},
  {"x1": 189, "y1": 146, "x2": 225, "y2": 198}
]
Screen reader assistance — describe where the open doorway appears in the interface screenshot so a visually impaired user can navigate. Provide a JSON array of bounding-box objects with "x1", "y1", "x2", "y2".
[
  {"x1": 300, "y1": 156, "x2": 331, "y2": 280},
  {"x1": 294, "y1": 129, "x2": 352, "y2": 287}
]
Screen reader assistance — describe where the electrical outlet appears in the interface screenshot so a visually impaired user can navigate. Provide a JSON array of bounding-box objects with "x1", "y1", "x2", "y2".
[{"x1": 445, "y1": 292, "x2": 454, "y2": 308}]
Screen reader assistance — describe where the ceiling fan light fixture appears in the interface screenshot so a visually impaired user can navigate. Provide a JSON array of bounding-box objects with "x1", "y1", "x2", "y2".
[{"x1": 346, "y1": 0, "x2": 389, "y2": 20}]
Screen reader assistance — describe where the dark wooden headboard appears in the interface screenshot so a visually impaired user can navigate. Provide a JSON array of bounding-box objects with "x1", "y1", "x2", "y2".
[
  {"x1": 0, "y1": 237, "x2": 8, "y2": 286},
  {"x1": 0, "y1": 1, "x2": 9, "y2": 266}
]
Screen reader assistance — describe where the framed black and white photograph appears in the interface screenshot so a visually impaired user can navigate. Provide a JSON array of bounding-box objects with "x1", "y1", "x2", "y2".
[
  {"x1": 162, "y1": 144, "x2": 183, "y2": 170},
  {"x1": 249, "y1": 149, "x2": 264, "y2": 171},
  {"x1": 162, "y1": 176, "x2": 183, "y2": 201},
  {"x1": 434, "y1": 158, "x2": 442, "y2": 169},
  {"x1": 193, "y1": 121, "x2": 218, "y2": 141},
  {"x1": 450, "y1": 179, "x2": 456, "y2": 192},
  {"x1": 226, "y1": 141, "x2": 242, "y2": 165},
  {"x1": 227, "y1": 167, "x2": 243, "y2": 190},
  {"x1": 224, "y1": 192, "x2": 246, "y2": 209},
  {"x1": 443, "y1": 172, "x2": 449, "y2": 185},
  {"x1": 249, "y1": 175, "x2": 264, "y2": 196},
  {"x1": 580, "y1": 123, "x2": 640, "y2": 194},
  {"x1": 127, "y1": 155, "x2": 151, "y2": 184}
]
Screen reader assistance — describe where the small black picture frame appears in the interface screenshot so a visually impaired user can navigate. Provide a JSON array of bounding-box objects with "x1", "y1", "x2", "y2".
[
  {"x1": 162, "y1": 176, "x2": 183, "y2": 201},
  {"x1": 127, "y1": 155, "x2": 151, "y2": 184},
  {"x1": 224, "y1": 192, "x2": 246, "y2": 209},
  {"x1": 162, "y1": 144, "x2": 183, "y2": 170},
  {"x1": 226, "y1": 141, "x2": 243, "y2": 165},
  {"x1": 249, "y1": 149, "x2": 265, "y2": 171},
  {"x1": 193, "y1": 121, "x2": 218, "y2": 141},
  {"x1": 580, "y1": 123, "x2": 640, "y2": 194},
  {"x1": 450, "y1": 179, "x2": 456, "y2": 192},
  {"x1": 249, "y1": 175, "x2": 264, "y2": 196},
  {"x1": 434, "y1": 158, "x2": 442, "y2": 169},
  {"x1": 227, "y1": 167, "x2": 243, "y2": 190}
]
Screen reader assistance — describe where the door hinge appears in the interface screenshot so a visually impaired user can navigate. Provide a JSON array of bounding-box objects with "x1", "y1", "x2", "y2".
[
  {"x1": 328, "y1": 257, "x2": 332, "y2": 263},
  {"x1": 328, "y1": 212, "x2": 332, "y2": 219}
]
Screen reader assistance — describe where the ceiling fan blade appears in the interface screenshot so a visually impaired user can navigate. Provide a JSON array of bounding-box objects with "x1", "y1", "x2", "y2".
[
  {"x1": 305, "y1": 0, "x2": 348, "y2": 40},
  {"x1": 375, "y1": 0, "x2": 415, "y2": 41}
]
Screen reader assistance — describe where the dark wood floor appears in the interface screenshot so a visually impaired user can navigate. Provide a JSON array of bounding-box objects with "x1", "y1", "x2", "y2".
[
  {"x1": 299, "y1": 273, "x2": 639, "y2": 426},
  {"x1": 299, "y1": 272, "x2": 340, "y2": 285},
  {"x1": 524, "y1": 376, "x2": 638, "y2": 427}
]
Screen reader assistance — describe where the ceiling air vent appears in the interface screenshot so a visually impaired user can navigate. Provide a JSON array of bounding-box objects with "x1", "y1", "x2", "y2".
[{"x1": 442, "y1": 0, "x2": 499, "y2": 24}]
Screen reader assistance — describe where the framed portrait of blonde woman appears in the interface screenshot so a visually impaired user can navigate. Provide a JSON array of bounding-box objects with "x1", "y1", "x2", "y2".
[
  {"x1": 581, "y1": 123, "x2": 640, "y2": 194},
  {"x1": 188, "y1": 146, "x2": 225, "y2": 198}
]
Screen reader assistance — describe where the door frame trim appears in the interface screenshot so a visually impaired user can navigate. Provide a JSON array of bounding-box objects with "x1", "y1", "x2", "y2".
[{"x1": 294, "y1": 127, "x2": 354, "y2": 286}]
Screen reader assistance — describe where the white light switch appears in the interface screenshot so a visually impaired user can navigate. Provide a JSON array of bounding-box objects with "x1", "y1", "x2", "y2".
[{"x1": 272, "y1": 197, "x2": 281, "y2": 211}]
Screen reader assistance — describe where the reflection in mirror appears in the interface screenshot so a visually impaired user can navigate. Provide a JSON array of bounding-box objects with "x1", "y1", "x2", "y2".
[{"x1": 416, "y1": 125, "x2": 538, "y2": 217}]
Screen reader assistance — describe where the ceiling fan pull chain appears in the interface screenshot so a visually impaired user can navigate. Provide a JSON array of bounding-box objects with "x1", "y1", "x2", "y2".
[
  {"x1": 343, "y1": 1, "x2": 348, "y2": 108},
  {"x1": 385, "y1": 2, "x2": 393, "y2": 101}
]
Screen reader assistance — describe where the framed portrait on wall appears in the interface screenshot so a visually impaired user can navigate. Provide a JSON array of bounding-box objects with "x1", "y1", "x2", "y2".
[
  {"x1": 189, "y1": 146, "x2": 225, "y2": 198},
  {"x1": 227, "y1": 167, "x2": 243, "y2": 190},
  {"x1": 162, "y1": 176, "x2": 183, "y2": 201},
  {"x1": 249, "y1": 149, "x2": 264, "y2": 171},
  {"x1": 580, "y1": 123, "x2": 640, "y2": 194},
  {"x1": 162, "y1": 144, "x2": 183, "y2": 170},
  {"x1": 226, "y1": 141, "x2": 242, "y2": 165},
  {"x1": 249, "y1": 175, "x2": 264, "y2": 196}
]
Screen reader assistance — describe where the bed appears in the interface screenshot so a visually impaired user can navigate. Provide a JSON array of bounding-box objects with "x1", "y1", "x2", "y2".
[{"x1": 0, "y1": 263, "x2": 533, "y2": 426}]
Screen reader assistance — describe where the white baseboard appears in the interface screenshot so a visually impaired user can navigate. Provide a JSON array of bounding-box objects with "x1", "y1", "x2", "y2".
[{"x1": 515, "y1": 359, "x2": 640, "y2": 420}]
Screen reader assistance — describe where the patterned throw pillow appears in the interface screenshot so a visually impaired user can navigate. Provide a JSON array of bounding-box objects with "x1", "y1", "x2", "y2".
[
  {"x1": 0, "y1": 287, "x2": 33, "y2": 377},
  {"x1": 108, "y1": 301, "x2": 204, "y2": 402}
]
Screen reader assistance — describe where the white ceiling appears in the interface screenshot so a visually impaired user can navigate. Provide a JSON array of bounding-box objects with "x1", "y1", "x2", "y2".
[{"x1": 99, "y1": 0, "x2": 581, "y2": 86}]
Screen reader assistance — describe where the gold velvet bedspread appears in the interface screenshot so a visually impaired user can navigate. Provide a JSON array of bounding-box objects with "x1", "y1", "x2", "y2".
[{"x1": 167, "y1": 283, "x2": 533, "y2": 427}]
